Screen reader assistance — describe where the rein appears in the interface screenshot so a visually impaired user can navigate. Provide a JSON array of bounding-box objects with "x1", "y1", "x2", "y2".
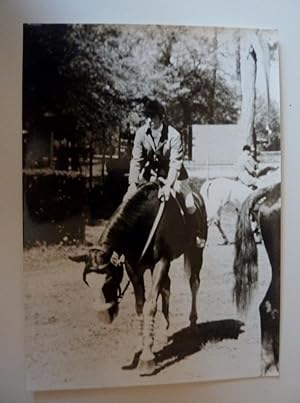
[
  {"x1": 138, "y1": 198, "x2": 166, "y2": 263},
  {"x1": 117, "y1": 276, "x2": 131, "y2": 302},
  {"x1": 108, "y1": 251, "x2": 130, "y2": 303},
  {"x1": 138, "y1": 176, "x2": 185, "y2": 263}
]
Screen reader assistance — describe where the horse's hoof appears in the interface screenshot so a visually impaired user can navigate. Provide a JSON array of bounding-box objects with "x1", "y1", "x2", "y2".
[
  {"x1": 122, "y1": 351, "x2": 141, "y2": 370},
  {"x1": 218, "y1": 240, "x2": 229, "y2": 246},
  {"x1": 138, "y1": 358, "x2": 155, "y2": 376},
  {"x1": 190, "y1": 322, "x2": 199, "y2": 333}
]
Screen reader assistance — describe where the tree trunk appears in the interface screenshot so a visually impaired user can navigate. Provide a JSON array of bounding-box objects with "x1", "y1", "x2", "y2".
[
  {"x1": 50, "y1": 131, "x2": 54, "y2": 169},
  {"x1": 208, "y1": 28, "x2": 218, "y2": 124},
  {"x1": 101, "y1": 136, "x2": 107, "y2": 182},
  {"x1": 88, "y1": 140, "x2": 93, "y2": 190},
  {"x1": 118, "y1": 126, "x2": 121, "y2": 159},
  {"x1": 239, "y1": 32, "x2": 257, "y2": 151}
]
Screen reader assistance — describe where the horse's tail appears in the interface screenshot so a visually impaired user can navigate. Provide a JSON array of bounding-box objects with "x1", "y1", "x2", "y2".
[
  {"x1": 233, "y1": 184, "x2": 277, "y2": 311},
  {"x1": 194, "y1": 190, "x2": 208, "y2": 242},
  {"x1": 200, "y1": 180, "x2": 211, "y2": 202}
]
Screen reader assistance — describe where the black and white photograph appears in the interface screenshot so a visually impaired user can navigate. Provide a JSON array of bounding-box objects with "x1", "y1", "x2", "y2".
[{"x1": 22, "y1": 24, "x2": 281, "y2": 391}]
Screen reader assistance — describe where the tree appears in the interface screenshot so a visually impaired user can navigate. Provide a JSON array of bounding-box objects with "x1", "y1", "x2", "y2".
[
  {"x1": 237, "y1": 30, "x2": 276, "y2": 154},
  {"x1": 23, "y1": 24, "x2": 246, "y2": 164},
  {"x1": 23, "y1": 24, "x2": 74, "y2": 134},
  {"x1": 151, "y1": 26, "x2": 240, "y2": 131}
]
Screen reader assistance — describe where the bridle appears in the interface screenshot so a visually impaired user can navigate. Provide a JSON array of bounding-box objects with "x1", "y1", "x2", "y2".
[{"x1": 85, "y1": 247, "x2": 130, "y2": 304}]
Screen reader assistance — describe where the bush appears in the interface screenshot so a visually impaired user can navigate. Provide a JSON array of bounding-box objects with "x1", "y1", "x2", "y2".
[
  {"x1": 88, "y1": 174, "x2": 128, "y2": 220},
  {"x1": 23, "y1": 169, "x2": 86, "y2": 246}
]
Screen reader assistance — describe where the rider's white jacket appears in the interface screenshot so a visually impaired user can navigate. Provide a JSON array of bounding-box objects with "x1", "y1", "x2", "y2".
[
  {"x1": 128, "y1": 122, "x2": 188, "y2": 186},
  {"x1": 236, "y1": 151, "x2": 257, "y2": 186}
]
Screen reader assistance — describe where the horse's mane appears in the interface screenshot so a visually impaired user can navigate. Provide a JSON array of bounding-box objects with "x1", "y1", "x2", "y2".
[{"x1": 98, "y1": 182, "x2": 159, "y2": 250}]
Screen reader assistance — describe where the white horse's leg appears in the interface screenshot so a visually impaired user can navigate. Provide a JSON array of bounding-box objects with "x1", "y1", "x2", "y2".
[{"x1": 214, "y1": 208, "x2": 230, "y2": 244}]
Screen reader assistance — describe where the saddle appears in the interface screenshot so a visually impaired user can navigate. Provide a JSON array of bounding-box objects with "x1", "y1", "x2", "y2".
[
  {"x1": 138, "y1": 164, "x2": 206, "y2": 248},
  {"x1": 235, "y1": 176, "x2": 257, "y2": 190}
]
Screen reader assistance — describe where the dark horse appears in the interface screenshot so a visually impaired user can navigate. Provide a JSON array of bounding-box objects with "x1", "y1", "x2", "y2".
[
  {"x1": 233, "y1": 181, "x2": 281, "y2": 374},
  {"x1": 70, "y1": 181, "x2": 207, "y2": 374}
]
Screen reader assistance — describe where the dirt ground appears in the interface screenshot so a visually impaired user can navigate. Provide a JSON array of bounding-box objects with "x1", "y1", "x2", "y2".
[{"x1": 23, "y1": 205, "x2": 276, "y2": 391}]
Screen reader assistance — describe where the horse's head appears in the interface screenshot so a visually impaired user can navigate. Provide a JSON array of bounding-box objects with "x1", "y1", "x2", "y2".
[{"x1": 69, "y1": 247, "x2": 124, "y2": 324}]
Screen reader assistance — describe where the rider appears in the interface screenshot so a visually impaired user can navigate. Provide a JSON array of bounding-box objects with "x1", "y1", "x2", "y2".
[
  {"x1": 123, "y1": 99, "x2": 204, "y2": 248},
  {"x1": 236, "y1": 145, "x2": 259, "y2": 189}
]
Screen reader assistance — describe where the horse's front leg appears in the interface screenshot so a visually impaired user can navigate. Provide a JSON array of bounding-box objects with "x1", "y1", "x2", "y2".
[
  {"x1": 125, "y1": 268, "x2": 146, "y2": 354},
  {"x1": 139, "y1": 258, "x2": 169, "y2": 374},
  {"x1": 121, "y1": 268, "x2": 145, "y2": 370},
  {"x1": 133, "y1": 281, "x2": 146, "y2": 354}
]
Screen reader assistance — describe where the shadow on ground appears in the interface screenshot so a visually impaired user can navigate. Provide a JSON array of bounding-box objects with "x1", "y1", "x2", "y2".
[{"x1": 123, "y1": 318, "x2": 244, "y2": 376}]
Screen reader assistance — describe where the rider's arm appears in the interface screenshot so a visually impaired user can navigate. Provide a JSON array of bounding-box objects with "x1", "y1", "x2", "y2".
[
  {"x1": 128, "y1": 128, "x2": 144, "y2": 185},
  {"x1": 165, "y1": 127, "x2": 183, "y2": 187}
]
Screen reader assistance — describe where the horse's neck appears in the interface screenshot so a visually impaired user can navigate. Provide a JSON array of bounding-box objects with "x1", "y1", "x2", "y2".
[
  {"x1": 100, "y1": 187, "x2": 159, "y2": 262},
  {"x1": 100, "y1": 206, "x2": 148, "y2": 258}
]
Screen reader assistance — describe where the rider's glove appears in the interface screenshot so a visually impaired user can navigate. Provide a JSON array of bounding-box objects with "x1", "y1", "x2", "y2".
[
  {"x1": 123, "y1": 183, "x2": 138, "y2": 202},
  {"x1": 128, "y1": 182, "x2": 137, "y2": 194},
  {"x1": 158, "y1": 184, "x2": 171, "y2": 201}
]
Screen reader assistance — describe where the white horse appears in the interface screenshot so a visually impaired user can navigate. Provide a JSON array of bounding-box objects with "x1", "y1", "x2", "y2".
[{"x1": 200, "y1": 167, "x2": 280, "y2": 244}]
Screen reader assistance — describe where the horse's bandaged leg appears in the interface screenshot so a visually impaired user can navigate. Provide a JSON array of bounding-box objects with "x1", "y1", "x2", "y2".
[
  {"x1": 136, "y1": 314, "x2": 144, "y2": 353},
  {"x1": 140, "y1": 301, "x2": 156, "y2": 362},
  {"x1": 140, "y1": 260, "x2": 169, "y2": 365}
]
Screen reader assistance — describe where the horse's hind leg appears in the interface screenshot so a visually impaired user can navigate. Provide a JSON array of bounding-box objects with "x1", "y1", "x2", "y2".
[
  {"x1": 134, "y1": 282, "x2": 146, "y2": 354},
  {"x1": 260, "y1": 299, "x2": 280, "y2": 374},
  {"x1": 260, "y1": 209, "x2": 280, "y2": 374},
  {"x1": 259, "y1": 268, "x2": 280, "y2": 374},
  {"x1": 160, "y1": 273, "x2": 171, "y2": 344},
  {"x1": 185, "y1": 248, "x2": 202, "y2": 328}
]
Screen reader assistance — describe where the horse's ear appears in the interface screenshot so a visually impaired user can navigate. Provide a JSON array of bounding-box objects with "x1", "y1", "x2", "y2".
[{"x1": 69, "y1": 254, "x2": 88, "y2": 263}]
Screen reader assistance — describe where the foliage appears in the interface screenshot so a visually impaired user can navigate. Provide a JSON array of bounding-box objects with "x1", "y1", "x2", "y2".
[
  {"x1": 152, "y1": 26, "x2": 240, "y2": 129},
  {"x1": 23, "y1": 24, "x2": 242, "y2": 151},
  {"x1": 23, "y1": 169, "x2": 86, "y2": 245},
  {"x1": 23, "y1": 24, "x2": 74, "y2": 133}
]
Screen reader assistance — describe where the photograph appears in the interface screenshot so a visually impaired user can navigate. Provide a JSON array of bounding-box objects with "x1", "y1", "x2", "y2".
[{"x1": 22, "y1": 24, "x2": 281, "y2": 391}]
